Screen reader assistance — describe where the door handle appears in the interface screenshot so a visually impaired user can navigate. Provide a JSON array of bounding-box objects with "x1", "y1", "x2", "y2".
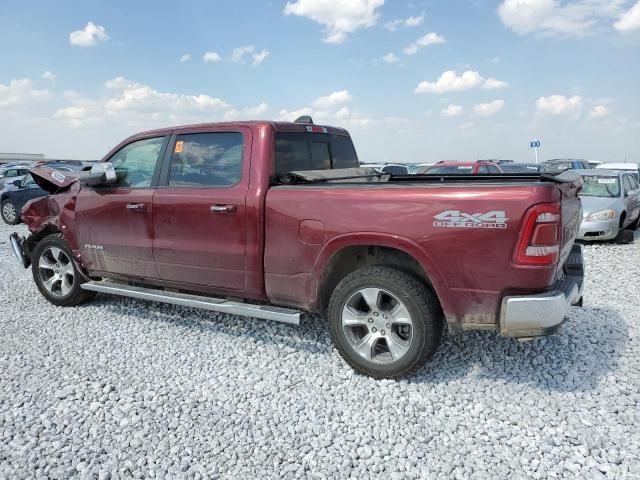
[
  {"x1": 126, "y1": 203, "x2": 145, "y2": 212},
  {"x1": 210, "y1": 204, "x2": 237, "y2": 214}
]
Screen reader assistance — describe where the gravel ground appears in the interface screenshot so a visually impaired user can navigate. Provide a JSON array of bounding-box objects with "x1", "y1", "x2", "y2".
[{"x1": 1, "y1": 221, "x2": 639, "y2": 480}]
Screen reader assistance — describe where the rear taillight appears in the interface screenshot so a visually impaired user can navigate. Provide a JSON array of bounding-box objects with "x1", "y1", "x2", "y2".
[{"x1": 513, "y1": 203, "x2": 561, "y2": 266}]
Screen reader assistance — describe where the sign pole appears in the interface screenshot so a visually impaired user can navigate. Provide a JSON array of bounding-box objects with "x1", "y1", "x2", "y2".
[{"x1": 530, "y1": 140, "x2": 541, "y2": 163}]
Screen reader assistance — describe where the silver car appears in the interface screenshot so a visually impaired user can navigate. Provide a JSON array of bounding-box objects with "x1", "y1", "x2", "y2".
[{"x1": 576, "y1": 169, "x2": 640, "y2": 241}]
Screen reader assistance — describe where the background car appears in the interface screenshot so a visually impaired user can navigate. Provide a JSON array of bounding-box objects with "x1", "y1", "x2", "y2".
[
  {"x1": 596, "y1": 162, "x2": 640, "y2": 182},
  {"x1": 419, "y1": 160, "x2": 503, "y2": 174},
  {"x1": 380, "y1": 164, "x2": 410, "y2": 175},
  {"x1": 500, "y1": 163, "x2": 551, "y2": 173},
  {"x1": 575, "y1": 169, "x2": 640, "y2": 242},
  {"x1": 1, "y1": 166, "x2": 79, "y2": 225},
  {"x1": 544, "y1": 158, "x2": 589, "y2": 173},
  {"x1": 0, "y1": 165, "x2": 30, "y2": 188}
]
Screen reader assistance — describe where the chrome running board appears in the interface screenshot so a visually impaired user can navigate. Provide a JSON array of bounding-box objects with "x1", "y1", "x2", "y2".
[{"x1": 81, "y1": 281, "x2": 301, "y2": 325}]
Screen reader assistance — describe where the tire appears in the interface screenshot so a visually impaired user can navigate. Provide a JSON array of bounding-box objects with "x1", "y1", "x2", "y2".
[
  {"x1": 1, "y1": 199, "x2": 20, "y2": 225},
  {"x1": 31, "y1": 233, "x2": 95, "y2": 307},
  {"x1": 625, "y1": 213, "x2": 640, "y2": 231},
  {"x1": 614, "y1": 215, "x2": 634, "y2": 243},
  {"x1": 327, "y1": 266, "x2": 443, "y2": 379}
]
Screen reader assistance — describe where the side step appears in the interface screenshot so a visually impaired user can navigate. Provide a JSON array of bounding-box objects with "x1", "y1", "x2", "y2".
[{"x1": 81, "y1": 281, "x2": 301, "y2": 325}]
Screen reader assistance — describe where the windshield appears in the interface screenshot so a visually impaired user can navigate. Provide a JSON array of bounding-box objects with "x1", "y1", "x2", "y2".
[
  {"x1": 426, "y1": 165, "x2": 473, "y2": 174},
  {"x1": 580, "y1": 175, "x2": 620, "y2": 198}
]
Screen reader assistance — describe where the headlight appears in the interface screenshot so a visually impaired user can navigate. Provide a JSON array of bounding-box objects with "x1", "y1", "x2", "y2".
[{"x1": 587, "y1": 209, "x2": 616, "y2": 221}]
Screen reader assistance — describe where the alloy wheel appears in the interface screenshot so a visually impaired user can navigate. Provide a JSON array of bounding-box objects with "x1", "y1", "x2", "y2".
[{"x1": 341, "y1": 287, "x2": 414, "y2": 364}]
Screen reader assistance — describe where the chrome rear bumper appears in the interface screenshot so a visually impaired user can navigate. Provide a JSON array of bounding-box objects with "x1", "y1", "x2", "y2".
[{"x1": 500, "y1": 244, "x2": 584, "y2": 338}]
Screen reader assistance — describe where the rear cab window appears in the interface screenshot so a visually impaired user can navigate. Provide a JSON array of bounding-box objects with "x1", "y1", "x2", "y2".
[{"x1": 274, "y1": 132, "x2": 358, "y2": 177}]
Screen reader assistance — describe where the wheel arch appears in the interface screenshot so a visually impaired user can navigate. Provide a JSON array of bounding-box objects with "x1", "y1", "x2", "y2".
[{"x1": 311, "y1": 234, "x2": 454, "y2": 321}]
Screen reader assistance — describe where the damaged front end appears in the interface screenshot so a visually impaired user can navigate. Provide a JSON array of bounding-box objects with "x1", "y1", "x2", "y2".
[
  {"x1": 10, "y1": 163, "x2": 116, "y2": 269},
  {"x1": 9, "y1": 165, "x2": 104, "y2": 269}
]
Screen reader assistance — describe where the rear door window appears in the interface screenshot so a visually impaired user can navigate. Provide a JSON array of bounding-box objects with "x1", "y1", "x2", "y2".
[
  {"x1": 274, "y1": 133, "x2": 358, "y2": 176},
  {"x1": 167, "y1": 132, "x2": 243, "y2": 187}
]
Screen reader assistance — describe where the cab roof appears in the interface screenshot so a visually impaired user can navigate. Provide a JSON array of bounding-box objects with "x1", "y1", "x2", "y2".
[{"x1": 123, "y1": 121, "x2": 350, "y2": 140}]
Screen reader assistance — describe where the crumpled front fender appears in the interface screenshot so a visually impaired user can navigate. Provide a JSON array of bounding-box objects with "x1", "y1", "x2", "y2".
[{"x1": 21, "y1": 182, "x2": 82, "y2": 260}]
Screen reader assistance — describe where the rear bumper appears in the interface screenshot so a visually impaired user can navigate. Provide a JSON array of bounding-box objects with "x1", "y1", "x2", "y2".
[{"x1": 500, "y1": 245, "x2": 584, "y2": 338}]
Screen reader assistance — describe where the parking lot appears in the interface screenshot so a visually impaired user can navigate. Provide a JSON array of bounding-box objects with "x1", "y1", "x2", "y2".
[{"x1": 0, "y1": 220, "x2": 638, "y2": 479}]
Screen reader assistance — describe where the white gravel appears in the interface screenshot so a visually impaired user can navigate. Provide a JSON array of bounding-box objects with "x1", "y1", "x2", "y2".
[{"x1": 1, "y1": 221, "x2": 639, "y2": 479}]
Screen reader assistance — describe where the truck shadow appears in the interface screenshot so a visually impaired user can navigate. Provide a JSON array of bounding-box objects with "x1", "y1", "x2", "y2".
[{"x1": 412, "y1": 307, "x2": 628, "y2": 392}]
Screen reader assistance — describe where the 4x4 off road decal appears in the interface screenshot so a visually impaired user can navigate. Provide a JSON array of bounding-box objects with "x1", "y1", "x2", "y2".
[{"x1": 434, "y1": 210, "x2": 508, "y2": 229}]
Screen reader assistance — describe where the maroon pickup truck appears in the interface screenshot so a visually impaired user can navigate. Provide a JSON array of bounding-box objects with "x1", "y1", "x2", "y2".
[{"x1": 10, "y1": 119, "x2": 584, "y2": 378}]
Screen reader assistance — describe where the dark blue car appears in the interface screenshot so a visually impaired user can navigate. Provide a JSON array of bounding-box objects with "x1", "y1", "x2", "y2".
[{"x1": 1, "y1": 166, "x2": 77, "y2": 225}]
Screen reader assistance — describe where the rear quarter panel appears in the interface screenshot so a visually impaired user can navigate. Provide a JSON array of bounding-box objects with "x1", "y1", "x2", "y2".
[{"x1": 265, "y1": 182, "x2": 566, "y2": 327}]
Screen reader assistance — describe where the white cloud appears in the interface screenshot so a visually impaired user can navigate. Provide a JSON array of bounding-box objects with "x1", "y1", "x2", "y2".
[
  {"x1": 223, "y1": 102, "x2": 270, "y2": 120},
  {"x1": 536, "y1": 94, "x2": 583, "y2": 115},
  {"x1": 589, "y1": 104, "x2": 610, "y2": 118},
  {"x1": 415, "y1": 70, "x2": 484, "y2": 94},
  {"x1": 278, "y1": 107, "x2": 315, "y2": 122},
  {"x1": 442, "y1": 104, "x2": 464, "y2": 117},
  {"x1": 491, "y1": 56, "x2": 501, "y2": 63},
  {"x1": 179, "y1": 54, "x2": 192, "y2": 62},
  {"x1": 284, "y1": 0, "x2": 384, "y2": 43},
  {"x1": 231, "y1": 46, "x2": 255, "y2": 63},
  {"x1": 474, "y1": 99, "x2": 506, "y2": 116},
  {"x1": 252, "y1": 49, "x2": 269, "y2": 65},
  {"x1": 415, "y1": 70, "x2": 508, "y2": 93},
  {"x1": 403, "y1": 32, "x2": 445, "y2": 55},
  {"x1": 381, "y1": 52, "x2": 399, "y2": 63},
  {"x1": 384, "y1": 13, "x2": 424, "y2": 31},
  {"x1": 278, "y1": 91, "x2": 371, "y2": 127},
  {"x1": 55, "y1": 77, "x2": 239, "y2": 128},
  {"x1": 230, "y1": 46, "x2": 269, "y2": 65},
  {"x1": 405, "y1": 14, "x2": 425, "y2": 27},
  {"x1": 483, "y1": 77, "x2": 509, "y2": 89},
  {"x1": 69, "y1": 22, "x2": 109, "y2": 47},
  {"x1": 311, "y1": 90, "x2": 353, "y2": 109},
  {"x1": 203, "y1": 52, "x2": 221, "y2": 63},
  {"x1": 335, "y1": 106, "x2": 351, "y2": 119},
  {"x1": 42, "y1": 71, "x2": 56, "y2": 82},
  {"x1": 498, "y1": 0, "x2": 627, "y2": 37},
  {"x1": 0, "y1": 78, "x2": 49, "y2": 107},
  {"x1": 614, "y1": 1, "x2": 640, "y2": 32}
]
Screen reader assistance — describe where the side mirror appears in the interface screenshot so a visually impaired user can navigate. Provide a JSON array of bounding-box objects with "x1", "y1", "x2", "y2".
[
  {"x1": 12, "y1": 179, "x2": 22, "y2": 187},
  {"x1": 80, "y1": 162, "x2": 117, "y2": 187}
]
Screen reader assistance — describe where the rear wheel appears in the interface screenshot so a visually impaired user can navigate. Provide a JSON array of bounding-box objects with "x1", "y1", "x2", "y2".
[
  {"x1": 1, "y1": 199, "x2": 20, "y2": 225},
  {"x1": 31, "y1": 234, "x2": 95, "y2": 306},
  {"x1": 328, "y1": 266, "x2": 443, "y2": 379}
]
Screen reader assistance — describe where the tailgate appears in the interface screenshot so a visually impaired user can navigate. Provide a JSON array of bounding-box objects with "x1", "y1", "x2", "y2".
[{"x1": 554, "y1": 172, "x2": 583, "y2": 271}]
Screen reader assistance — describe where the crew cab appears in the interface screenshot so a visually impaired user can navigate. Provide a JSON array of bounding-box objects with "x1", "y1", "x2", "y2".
[{"x1": 10, "y1": 119, "x2": 584, "y2": 378}]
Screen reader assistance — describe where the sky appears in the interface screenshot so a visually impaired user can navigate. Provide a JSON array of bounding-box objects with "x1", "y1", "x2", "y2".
[{"x1": 0, "y1": 0, "x2": 639, "y2": 163}]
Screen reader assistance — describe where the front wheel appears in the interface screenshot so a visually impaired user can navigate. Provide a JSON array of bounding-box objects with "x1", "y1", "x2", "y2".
[
  {"x1": 31, "y1": 234, "x2": 95, "y2": 306},
  {"x1": 1, "y1": 199, "x2": 20, "y2": 225},
  {"x1": 328, "y1": 266, "x2": 443, "y2": 379}
]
